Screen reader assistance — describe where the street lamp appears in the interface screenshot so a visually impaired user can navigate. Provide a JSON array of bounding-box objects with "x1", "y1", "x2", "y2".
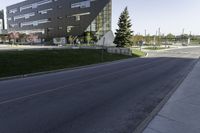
[{"x1": 101, "y1": 37, "x2": 105, "y2": 62}]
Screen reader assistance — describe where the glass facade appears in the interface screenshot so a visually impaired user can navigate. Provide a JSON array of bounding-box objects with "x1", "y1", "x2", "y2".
[{"x1": 86, "y1": 1, "x2": 112, "y2": 40}]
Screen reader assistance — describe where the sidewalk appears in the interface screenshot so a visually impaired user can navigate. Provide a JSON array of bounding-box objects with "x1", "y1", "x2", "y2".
[{"x1": 142, "y1": 59, "x2": 200, "y2": 133}]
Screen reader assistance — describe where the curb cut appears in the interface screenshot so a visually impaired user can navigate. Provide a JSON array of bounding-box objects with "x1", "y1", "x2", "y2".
[{"x1": 132, "y1": 57, "x2": 200, "y2": 133}]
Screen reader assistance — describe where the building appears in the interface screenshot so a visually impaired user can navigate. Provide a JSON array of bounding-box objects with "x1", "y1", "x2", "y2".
[
  {"x1": 6, "y1": 0, "x2": 112, "y2": 43},
  {"x1": 0, "y1": 10, "x2": 5, "y2": 32}
]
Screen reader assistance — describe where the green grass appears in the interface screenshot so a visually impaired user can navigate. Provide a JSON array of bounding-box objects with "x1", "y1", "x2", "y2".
[
  {"x1": 0, "y1": 49, "x2": 131, "y2": 78},
  {"x1": 144, "y1": 46, "x2": 168, "y2": 50},
  {"x1": 131, "y1": 49, "x2": 146, "y2": 57}
]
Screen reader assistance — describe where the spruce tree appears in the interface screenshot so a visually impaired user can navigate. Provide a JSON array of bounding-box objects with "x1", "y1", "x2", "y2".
[{"x1": 114, "y1": 7, "x2": 133, "y2": 47}]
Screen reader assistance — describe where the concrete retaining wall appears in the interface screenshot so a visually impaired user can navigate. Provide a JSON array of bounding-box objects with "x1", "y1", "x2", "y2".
[{"x1": 107, "y1": 47, "x2": 132, "y2": 56}]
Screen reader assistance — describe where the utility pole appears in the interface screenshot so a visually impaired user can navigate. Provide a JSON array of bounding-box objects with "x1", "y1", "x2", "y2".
[
  {"x1": 144, "y1": 29, "x2": 147, "y2": 44},
  {"x1": 182, "y1": 28, "x2": 185, "y2": 35},
  {"x1": 188, "y1": 31, "x2": 192, "y2": 45},
  {"x1": 158, "y1": 28, "x2": 161, "y2": 45},
  {"x1": 154, "y1": 30, "x2": 157, "y2": 48},
  {"x1": 165, "y1": 33, "x2": 167, "y2": 48},
  {"x1": 182, "y1": 28, "x2": 185, "y2": 45}
]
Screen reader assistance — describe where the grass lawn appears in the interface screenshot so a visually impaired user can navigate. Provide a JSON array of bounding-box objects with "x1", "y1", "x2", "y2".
[
  {"x1": 131, "y1": 49, "x2": 146, "y2": 57},
  {"x1": 144, "y1": 46, "x2": 169, "y2": 50},
  {"x1": 0, "y1": 49, "x2": 133, "y2": 78}
]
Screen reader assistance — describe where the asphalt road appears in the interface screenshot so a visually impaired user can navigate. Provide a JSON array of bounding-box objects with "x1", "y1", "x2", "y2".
[{"x1": 0, "y1": 47, "x2": 199, "y2": 133}]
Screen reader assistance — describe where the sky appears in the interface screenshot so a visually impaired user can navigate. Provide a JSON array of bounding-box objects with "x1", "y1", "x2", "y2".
[{"x1": 1, "y1": 0, "x2": 200, "y2": 35}]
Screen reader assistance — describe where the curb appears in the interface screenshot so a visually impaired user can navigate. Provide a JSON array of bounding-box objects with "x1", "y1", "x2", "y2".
[
  {"x1": 132, "y1": 57, "x2": 200, "y2": 133},
  {"x1": 142, "y1": 46, "x2": 200, "y2": 53},
  {"x1": 0, "y1": 57, "x2": 138, "y2": 81}
]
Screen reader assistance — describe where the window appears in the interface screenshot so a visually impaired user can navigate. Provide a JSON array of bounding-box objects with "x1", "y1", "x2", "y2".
[
  {"x1": 71, "y1": 0, "x2": 91, "y2": 9},
  {"x1": 20, "y1": 5, "x2": 33, "y2": 11},
  {"x1": 7, "y1": 17, "x2": 12, "y2": 21},
  {"x1": 37, "y1": 0, "x2": 52, "y2": 6},
  {"x1": 67, "y1": 26, "x2": 74, "y2": 33},
  {"x1": 20, "y1": 0, "x2": 53, "y2": 12},
  {"x1": 21, "y1": 19, "x2": 50, "y2": 27},
  {"x1": 14, "y1": 12, "x2": 35, "y2": 21},
  {"x1": 85, "y1": 1, "x2": 111, "y2": 39},
  {"x1": 38, "y1": 8, "x2": 53, "y2": 14},
  {"x1": 72, "y1": 12, "x2": 90, "y2": 21},
  {"x1": 57, "y1": 17, "x2": 63, "y2": 19},
  {"x1": 58, "y1": 27, "x2": 63, "y2": 30},
  {"x1": 58, "y1": 5, "x2": 62, "y2": 9},
  {"x1": 9, "y1": 24, "x2": 18, "y2": 28},
  {"x1": 8, "y1": 29, "x2": 45, "y2": 34},
  {"x1": 9, "y1": 8, "x2": 18, "y2": 14},
  {"x1": 76, "y1": 16, "x2": 80, "y2": 21},
  {"x1": 47, "y1": 28, "x2": 54, "y2": 30}
]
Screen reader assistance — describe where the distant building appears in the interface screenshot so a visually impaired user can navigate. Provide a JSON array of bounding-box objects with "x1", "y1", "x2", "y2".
[
  {"x1": 6, "y1": 0, "x2": 112, "y2": 43},
  {"x1": 0, "y1": 10, "x2": 5, "y2": 33}
]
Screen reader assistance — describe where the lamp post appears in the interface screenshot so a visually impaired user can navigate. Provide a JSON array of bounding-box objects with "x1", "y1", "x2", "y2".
[
  {"x1": 182, "y1": 28, "x2": 185, "y2": 45},
  {"x1": 101, "y1": 37, "x2": 105, "y2": 62},
  {"x1": 158, "y1": 27, "x2": 161, "y2": 45},
  {"x1": 144, "y1": 29, "x2": 147, "y2": 44}
]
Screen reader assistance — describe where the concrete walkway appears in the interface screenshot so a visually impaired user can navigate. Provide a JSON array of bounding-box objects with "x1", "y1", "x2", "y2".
[{"x1": 143, "y1": 59, "x2": 200, "y2": 133}]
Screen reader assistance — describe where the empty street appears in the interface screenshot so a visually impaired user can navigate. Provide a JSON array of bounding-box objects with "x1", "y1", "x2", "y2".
[{"x1": 0, "y1": 47, "x2": 200, "y2": 133}]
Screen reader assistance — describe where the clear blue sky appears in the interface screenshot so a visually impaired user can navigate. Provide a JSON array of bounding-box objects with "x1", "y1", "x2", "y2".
[{"x1": 1, "y1": 0, "x2": 200, "y2": 35}]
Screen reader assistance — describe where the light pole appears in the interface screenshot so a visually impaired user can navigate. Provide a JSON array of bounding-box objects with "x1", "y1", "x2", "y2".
[
  {"x1": 188, "y1": 31, "x2": 192, "y2": 45},
  {"x1": 101, "y1": 37, "x2": 105, "y2": 62},
  {"x1": 182, "y1": 28, "x2": 185, "y2": 45},
  {"x1": 165, "y1": 34, "x2": 167, "y2": 48},
  {"x1": 158, "y1": 27, "x2": 161, "y2": 45},
  {"x1": 154, "y1": 30, "x2": 157, "y2": 48}
]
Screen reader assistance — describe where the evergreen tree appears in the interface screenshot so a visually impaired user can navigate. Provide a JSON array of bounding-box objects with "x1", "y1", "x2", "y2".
[{"x1": 114, "y1": 7, "x2": 133, "y2": 47}]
